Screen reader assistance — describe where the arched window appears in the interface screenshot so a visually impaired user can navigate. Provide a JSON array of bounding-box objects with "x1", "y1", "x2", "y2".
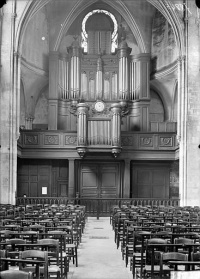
[{"x1": 81, "y1": 9, "x2": 118, "y2": 53}]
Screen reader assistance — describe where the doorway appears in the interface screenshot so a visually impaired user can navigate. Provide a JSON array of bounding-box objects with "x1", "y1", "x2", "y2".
[{"x1": 78, "y1": 162, "x2": 121, "y2": 198}]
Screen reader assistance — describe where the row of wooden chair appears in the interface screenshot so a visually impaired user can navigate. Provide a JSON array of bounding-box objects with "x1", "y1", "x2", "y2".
[
  {"x1": 111, "y1": 205, "x2": 200, "y2": 278},
  {"x1": 0, "y1": 203, "x2": 87, "y2": 278}
]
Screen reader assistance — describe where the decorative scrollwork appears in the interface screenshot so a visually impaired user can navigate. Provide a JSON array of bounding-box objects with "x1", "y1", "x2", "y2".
[
  {"x1": 44, "y1": 135, "x2": 59, "y2": 145},
  {"x1": 121, "y1": 136, "x2": 133, "y2": 146},
  {"x1": 160, "y1": 137, "x2": 172, "y2": 146},
  {"x1": 140, "y1": 137, "x2": 153, "y2": 146},
  {"x1": 65, "y1": 136, "x2": 77, "y2": 145},
  {"x1": 25, "y1": 135, "x2": 38, "y2": 145}
]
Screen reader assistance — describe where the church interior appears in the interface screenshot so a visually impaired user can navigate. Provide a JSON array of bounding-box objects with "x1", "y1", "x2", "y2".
[
  {"x1": 1, "y1": 0, "x2": 200, "y2": 208},
  {"x1": 1, "y1": 1, "x2": 200, "y2": 278}
]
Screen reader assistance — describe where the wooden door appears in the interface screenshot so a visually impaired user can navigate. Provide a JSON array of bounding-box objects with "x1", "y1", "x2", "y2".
[
  {"x1": 79, "y1": 162, "x2": 120, "y2": 198},
  {"x1": 131, "y1": 162, "x2": 170, "y2": 199}
]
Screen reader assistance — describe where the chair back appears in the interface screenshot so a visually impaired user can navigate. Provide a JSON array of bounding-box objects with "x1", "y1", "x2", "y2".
[
  {"x1": 19, "y1": 249, "x2": 48, "y2": 279},
  {"x1": 174, "y1": 237, "x2": 194, "y2": 244},
  {"x1": 37, "y1": 238, "x2": 60, "y2": 265},
  {"x1": 0, "y1": 270, "x2": 33, "y2": 279},
  {"x1": 161, "y1": 252, "x2": 188, "y2": 262},
  {"x1": 191, "y1": 252, "x2": 200, "y2": 261},
  {"x1": 146, "y1": 238, "x2": 168, "y2": 265},
  {"x1": 159, "y1": 252, "x2": 188, "y2": 277}
]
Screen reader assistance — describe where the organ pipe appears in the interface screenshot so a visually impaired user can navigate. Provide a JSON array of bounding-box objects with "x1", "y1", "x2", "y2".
[
  {"x1": 68, "y1": 38, "x2": 82, "y2": 100},
  {"x1": 118, "y1": 37, "x2": 131, "y2": 100},
  {"x1": 96, "y1": 56, "x2": 103, "y2": 99},
  {"x1": 58, "y1": 56, "x2": 69, "y2": 99}
]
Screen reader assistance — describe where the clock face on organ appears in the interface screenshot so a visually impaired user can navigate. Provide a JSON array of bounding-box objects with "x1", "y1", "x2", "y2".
[{"x1": 94, "y1": 101, "x2": 105, "y2": 112}]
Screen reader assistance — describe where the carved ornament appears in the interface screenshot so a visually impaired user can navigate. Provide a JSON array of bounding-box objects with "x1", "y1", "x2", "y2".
[
  {"x1": 65, "y1": 136, "x2": 77, "y2": 145},
  {"x1": 44, "y1": 135, "x2": 59, "y2": 145},
  {"x1": 121, "y1": 136, "x2": 133, "y2": 146},
  {"x1": 140, "y1": 137, "x2": 153, "y2": 146},
  {"x1": 160, "y1": 137, "x2": 173, "y2": 146},
  {"x1": 25, "y1": 135, "x2": 38, "y2": 145}
]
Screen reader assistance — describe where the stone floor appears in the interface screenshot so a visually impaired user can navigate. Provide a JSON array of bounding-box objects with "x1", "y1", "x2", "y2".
[{"x1": 67, "y1": 217, "x2": 133, "y2": 279}]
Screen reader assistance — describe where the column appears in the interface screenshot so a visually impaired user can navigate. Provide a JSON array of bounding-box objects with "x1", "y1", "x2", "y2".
[
  {"x1": 0, "y1": 2, "x2": 18, "y2": 204},
  {"x1": 110, "y1": 103, "x2": 122, "y2": 158},
  {"x1": 68, "y1": 159, "x2": 75, "y2": 198},
  {"x1": 178, "y1": 55, "x2": 187, "y2": 206},
  {"x1": 76, "y1": 103, "x2": 88, "y2": 157},
  {"x1": 48, "y1": 51, "x2": 59, "y2": 130}
]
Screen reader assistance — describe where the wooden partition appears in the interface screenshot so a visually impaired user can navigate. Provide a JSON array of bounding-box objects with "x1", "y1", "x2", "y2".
[{"x1": 17, "y1": 159, "x2": 68, "y2": 197}]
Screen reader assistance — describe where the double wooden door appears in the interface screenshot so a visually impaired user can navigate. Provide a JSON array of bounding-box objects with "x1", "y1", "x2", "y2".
[{"x1": 79, "y1": 162, "x2": 121, "y2": 198}]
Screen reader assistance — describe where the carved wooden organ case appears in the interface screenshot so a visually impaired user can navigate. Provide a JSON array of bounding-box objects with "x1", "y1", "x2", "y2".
[{"x1": 48, "y1": 28, "x2": 150, "y2": 158}]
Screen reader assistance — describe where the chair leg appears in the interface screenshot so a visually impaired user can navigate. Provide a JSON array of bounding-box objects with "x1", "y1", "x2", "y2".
[{"x1": 75, "y1": 246, "x2": 78, "y2": 267}]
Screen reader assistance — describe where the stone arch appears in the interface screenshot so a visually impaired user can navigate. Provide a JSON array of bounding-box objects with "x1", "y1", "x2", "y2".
[
  {"x1": 147, "y1": 0, "x2": 185, "y2": 57},
  {"x1": 53, "y1": 0, "x2": 147, "y2": 53},
  {"x1": 149, "y1": 89, "x2": 165, "y2": 122}
]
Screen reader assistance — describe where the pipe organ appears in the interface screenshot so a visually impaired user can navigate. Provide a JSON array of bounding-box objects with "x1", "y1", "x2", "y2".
[
  {"x1": 118, "y1": 38, "x2": 131, "y2": 100},
  {"x1": 48, "y1": 36, "x2": 150, "y2": 157},
  {"x1": 58, "y1": 55, "x2": 69, "y2": 99}
]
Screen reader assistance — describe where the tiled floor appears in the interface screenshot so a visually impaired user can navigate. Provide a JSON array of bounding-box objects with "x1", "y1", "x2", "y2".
[{"x1": 67, "y1": 217, "x2": 133, "y2": 279}]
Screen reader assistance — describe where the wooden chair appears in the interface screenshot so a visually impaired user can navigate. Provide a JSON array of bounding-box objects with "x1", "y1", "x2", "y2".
[
  {"x1": 191, "y1": 251, "x2": 200, "y2": 270},
  {"x1": 5, "y1": 239, "x2": 26, "y2": 265},
  {"x1": 65, "y1": 243, "x2": 78, "y2": 267},
  {"x1": 174, "y1": 237, "x2": 194, "y2": 256},
  {"x1": 0, "y1": 250, "x2": 6, "y2": 271},
  {"x1": 142, "y1": 238, "x2": 168, "y2": 279},
  {"x1": 19, "y1": 250, "x2": 48, "y2": 279},
  {"x1": 159, "y1": 252, "x2": 188, "y2": 278},
  {"x1": 37, "y1": 238, "x2": 63, "y2": 278},
  {"x1": 0, "y1": 270, "x2": 33, "y2": 279}
]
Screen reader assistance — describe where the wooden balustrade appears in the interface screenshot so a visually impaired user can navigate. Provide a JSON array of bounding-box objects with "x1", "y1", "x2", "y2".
[{"x1": 16, "y1": 197, "x2": 180, "y2": 218}]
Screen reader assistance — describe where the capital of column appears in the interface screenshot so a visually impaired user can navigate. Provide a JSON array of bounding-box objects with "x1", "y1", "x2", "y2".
[
  {"x1": 77, "y1": 102, "x2": 89, "y2": 114},
  {"x1": 68, "y1": 46, "x2": 82, "y2": 57},
  {"x1": 110, "y1": 103, "x2": 122, "y2": 114}
]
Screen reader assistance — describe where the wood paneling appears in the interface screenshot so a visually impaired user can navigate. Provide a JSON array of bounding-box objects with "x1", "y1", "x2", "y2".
[
  {"x1": 131, "y1": 162, "x2": 170, "y2": 199},
  {"x1": 17, "y1": 159, "x2": 68, "y2": 197},
  {"x1": 79, "y1": 162, "x2": 120, "y2": 198}
]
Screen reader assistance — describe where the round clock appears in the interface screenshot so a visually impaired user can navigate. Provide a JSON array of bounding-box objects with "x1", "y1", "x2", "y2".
[{"x1": 94, "y1": 101, "x2": 105, "y2": 112}]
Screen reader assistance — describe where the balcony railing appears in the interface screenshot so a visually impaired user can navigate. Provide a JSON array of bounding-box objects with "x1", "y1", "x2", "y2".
[{"x1": 17, "y1": 130, "x2": 178, "y2": 151}]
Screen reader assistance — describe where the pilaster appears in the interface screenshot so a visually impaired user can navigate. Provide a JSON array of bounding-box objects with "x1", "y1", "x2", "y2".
[
  {"x1": 123, "y1": 159, "x2": 131, "y2": 198},
  {"x1": 68, "y1": 159, "x2": 75, "y2": 198}
]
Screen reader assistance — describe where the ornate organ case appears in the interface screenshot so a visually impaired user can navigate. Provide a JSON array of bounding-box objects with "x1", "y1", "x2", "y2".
[{"x1": 48, "y1": 33, "x2": 150, "y2": 158}]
